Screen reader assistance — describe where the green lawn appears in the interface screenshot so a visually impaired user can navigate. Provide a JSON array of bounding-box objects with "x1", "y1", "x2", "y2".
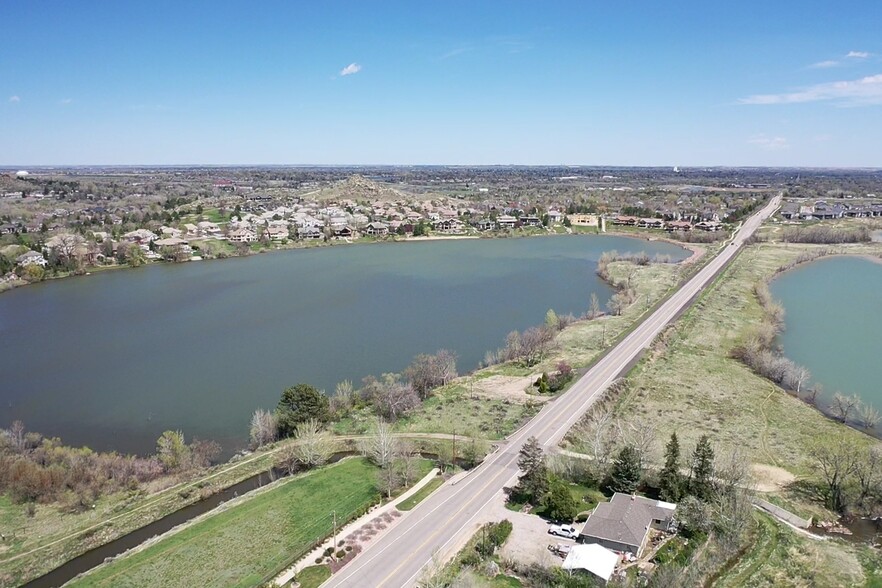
[
  {"x1": 396, "y1": 476, "x2": 444, "y2": 511},
  {"x1": 295, "y1": 564, "x2": 331, "y2": 588},
  {"x1": 69, "y1": 458, "x2": 381, "y2": 588}
]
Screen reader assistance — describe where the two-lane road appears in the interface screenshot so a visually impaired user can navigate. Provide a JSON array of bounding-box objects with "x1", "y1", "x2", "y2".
[{"x1": 323, "y1": 194, "x2": 781, "y2": 588}]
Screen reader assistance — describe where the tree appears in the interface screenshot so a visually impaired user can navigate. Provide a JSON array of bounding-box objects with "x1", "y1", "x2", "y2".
[
  {"x1": 404, "y1": 350, "x2": 457, "y2": 399},
  {"x1": 362, "y1": 374, "x2": 420, "y2": 420},
  {"x1": 249, "y1": 408, "x2": 278, "y2": 449},
  {"x1": 678, "y1": 495, "x2": 713, "y2": 536},
  {"x1": 276, "y1": 383, "x2": 330, "y2": 437},
  {"x1": 513, "y1": 436, "x2": 547, "y2": 503},
  {"x1": 659, "y1": 432, "x2": 684, "y2": 502},
  {"x1": 830, "y1": 392, "x2": 859, "y2": 423},
  {"x1": 808, "y1": 434, "x2": 862, "y2": 512},
  {"x1": 156, "y1": 430, "x2": 189, "y2": 472},
  {"x1": 543, "y1": 476, "x2": 579, "y2": 522},
  {"x1": 545, "y1": 309, "x2": 560, "y2": 331},
  {"x1": 329, "y1": 380, "x2": 354, "y2": 418},
  {"x1": 360, "y1": 418, "x2": 399, "y2": 469},
  {"x1": 291, "y1": 419, "x2": 335, "y2": 468},
  {"x1": 607, "y1": 445, "x2": 642, "y2": 494},
  {"x1": 689, "y1": 435, "x2": 715, "y2": 500},
  {"x1": 857, "y1": 401, "x2": 881, "y2": 430},
  {"x1": 588, "y1": 293, "x2": 602, "y2": 319}
]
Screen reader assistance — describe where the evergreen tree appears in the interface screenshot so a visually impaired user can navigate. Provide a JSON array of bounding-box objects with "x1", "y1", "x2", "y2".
[
  {"x1": 276, "y1": 383, "x2": 330, "y2": 437},
  {"x1": 543, "y1": 476, "x2": 579, "y2": 522},
  {"x1": 608, "y1": 445, "x2": 642, "y2": 494},
  {"x1": 659, "y1": 432, "x2": 684, "y2": 502},
  {"x1": 689, "y1": 434, "x2": 715, "y2": 500},
  {"x1": 513, "y1": 436, "x2": 548, "y2": 503}
]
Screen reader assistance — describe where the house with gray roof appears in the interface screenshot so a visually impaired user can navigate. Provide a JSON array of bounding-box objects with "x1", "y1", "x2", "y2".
[{"x1": 578, "y1": 493, "x2": 676, "y2": 556}]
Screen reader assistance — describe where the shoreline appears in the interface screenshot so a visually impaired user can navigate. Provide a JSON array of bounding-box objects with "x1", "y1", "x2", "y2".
[{"x1": 0, "y1": 229, "x2": 695, "y2": 296}]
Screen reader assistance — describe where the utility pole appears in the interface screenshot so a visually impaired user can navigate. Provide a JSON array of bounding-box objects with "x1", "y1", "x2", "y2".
[
  {"x1": 332, "y1": 510, "x2": 337, "y2": 559},
  {"x1": 452, "y1": 427, "x2": 457, "y2": 471}
]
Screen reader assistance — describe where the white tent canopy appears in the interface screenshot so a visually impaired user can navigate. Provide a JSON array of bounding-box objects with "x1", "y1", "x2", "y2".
[{"x1": 562, "y1": 543, "x2": 619, "y2": 582}]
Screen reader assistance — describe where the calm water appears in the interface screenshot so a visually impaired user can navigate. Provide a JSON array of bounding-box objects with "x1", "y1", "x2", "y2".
[
  {"x1": 771, "y1": 256, "x2": 882, "y2": 414},
  {"x1": 0, "y1": 235, "x2": 687, "y2": 455}
]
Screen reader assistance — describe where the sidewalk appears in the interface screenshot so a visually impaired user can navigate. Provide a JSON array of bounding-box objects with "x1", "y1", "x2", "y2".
[{"x1": 274, "y1": 467, "x2": 440, "y2": 586}]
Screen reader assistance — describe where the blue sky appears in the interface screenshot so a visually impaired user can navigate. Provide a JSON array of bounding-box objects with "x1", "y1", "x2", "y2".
[{"x1": 1, "y1": 1, "x2": 880, "y2": 166}]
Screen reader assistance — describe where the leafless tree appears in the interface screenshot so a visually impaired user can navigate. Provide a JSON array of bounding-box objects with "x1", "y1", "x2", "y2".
[
  {"x1": 330, "y1": 380, "x2": 354, "y2": 418},
  {"x1": 808, "y1": 434, "x2": 863, "y2": 512},
  {"x1": 362, "y1": 374, "x2": 420, "y2": 420},
  {"x1": 405, "y1": 350, "x2": 458, "y2": 399},
  {"x1": 8, "y1": 420, "x2": 26, "y2": 453},
  {"x1": 396, "y1": 440, "x2": 421, "y2": 487},
  {"x1": 857, "y1": 402, "x2": 881, "y2": 430},
  {"x1": 518, "y1": 326, "x2": 554, "y2": 366},
  {"x1": 854, "y1": 445, "x2": 882, "y2": 510},
  {"x1": 830, "y1": 392, "x2": 859, "y2": 423},
  {"x1": 359, "y1": 418, "x2": 399, "y2": 469},
  {"x1": 714, "y1": 445, "x2": 754, "y2": 495},
  {"x1": 790, "y1": 365, "x2": 812, "y2": 396},
  {"x1": 249, "y1": 409, "x2": 278, "y2": 449},
  {"x1": 576, "y1": 408, "x2": 620, "y2": 465},
  {"x1": 291, "y1": 418, "x2": 335, "y2": 468},
  {"x1": 588, "y1": 292, "x2": 602, "y2": 319},
  {"x1": 618, "y1": 418, "x2": 657, "y2": 468}
]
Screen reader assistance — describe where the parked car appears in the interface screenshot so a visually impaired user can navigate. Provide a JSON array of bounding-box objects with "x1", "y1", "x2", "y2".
[{"x1": 548, "y1": 524, "x2": 579, "y2": 540}]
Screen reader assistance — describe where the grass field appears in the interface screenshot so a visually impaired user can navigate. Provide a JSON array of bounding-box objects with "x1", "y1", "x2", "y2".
[
  {"x1": 609, "y1": 242, "x2": 882, "y2": 477},
  {"x1": 715, "y1": 512, "x2": 868, "y2": 588},
  {"x1": 396, "y1": 476, "x2": 444, "y2": 511},
  {"x1": 294, "y1": 564, "x2": 331, "y2": 588},
  {"x1": 0, "y1": 447, "x2": 280, "y2": 587},
  {"x1": 69, "y1": 458, "x2": 381, "y2": 588}
]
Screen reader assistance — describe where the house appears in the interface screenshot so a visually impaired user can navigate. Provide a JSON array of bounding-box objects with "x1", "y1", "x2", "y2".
[
  {"x1": 433, "y1": 218, "x2": 464, "y2": 233},
  {"x1": 547, "y1": 210, "x2": 564, "y2": 224},
  {"x1": 364, "y1": 222, "x2": 389, "y2": 236},
  {"x1": 570, "y1": 214, "x2": 599, "y2": 227},
  {"x1": 266, "y1": 226, "x2": 289, "y2": 241},
  {"x1": 497, "y1": 215, "x2": 517, "y2": 229},
  {"x1": 562, "y1": 544, "x2": 619, "y2": 585},
  {"x1": 578, "y1": 493, "x2": 676, "y2": 556},
  {"x1": 122, "y1": 229, "x2": 158, "y2": 244},
  {"x1": 694, "y1": 221, "x2": 723, "y2": 232},
  {"x1": 637, "y1": 218, "x2": 665, "y2": 229},
  {"x1": 183, "y1": 223, "x2": 199, "y2": 235},
  {"x1": 16, "y1": 250, "x2": 48, "y2": 267},
  {"x1": 228, "y1": 228, "x2": 257, "y2": 243},
  {"x1": 197, "y1": 221, "x2": 222, "y2": 235},
  {"x1": 666, "y1": 220, "x2": 692, "y2": 232},
  {"x1": 297, "y1": 226, "x2": 323, "y2": 240},
  {"x1": 612, "y1": 216, "x2": 639, "y2": 226},
  {"x1": 474, "y1": 218, "x2": 495, "y2": 231},
  {"x1": 333, "y1": 226, "x2": 355, "y2": 239},
  {"x1": 520, "y1": 215, "x2": 542, "y2": 227}
]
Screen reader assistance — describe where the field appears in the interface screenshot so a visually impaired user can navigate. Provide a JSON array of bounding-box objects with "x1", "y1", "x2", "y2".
[
  {"x1": 0, "y1": 447, "x2": 280, "y2": 587},
  {"x1": 597, "y1": 240, "x2": 882, "y2": 584},
  {"x1": 69, "y1": 458, "x2": 382, "y2": 588},
  {"x1": 609, "y1": 242, "x2": 882, "y2": 476}
]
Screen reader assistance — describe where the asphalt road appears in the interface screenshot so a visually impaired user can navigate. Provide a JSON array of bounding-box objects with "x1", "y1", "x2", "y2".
[{"x1": 322, "y1": 195, "x2": 781, "y2": 588}]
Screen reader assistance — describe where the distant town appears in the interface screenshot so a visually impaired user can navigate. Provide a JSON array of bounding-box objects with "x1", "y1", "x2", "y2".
[{"x1": 4, "y1": 166, "x2": 878, "y2": 290}]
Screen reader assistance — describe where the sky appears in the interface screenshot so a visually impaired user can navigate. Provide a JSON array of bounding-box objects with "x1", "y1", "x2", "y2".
[{"x1": 1, "y1": 1, "x2": 880, "y2": 167}]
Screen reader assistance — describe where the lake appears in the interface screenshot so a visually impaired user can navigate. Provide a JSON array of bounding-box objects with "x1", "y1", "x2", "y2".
[
  {"x1": 0, "y1": 235, "x2": 687, "y2": 455},
  {"x1": 771, "y1": 255, "x2": 882, "y2": 418}
]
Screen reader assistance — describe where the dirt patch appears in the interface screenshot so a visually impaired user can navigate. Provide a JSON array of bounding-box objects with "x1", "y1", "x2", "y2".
[
  {"x1": 752, "y1": 463, "x2": 797, "y2": 493},
  {"x1": 474, "y1": 374, "x2": 550, "y2": 403}
]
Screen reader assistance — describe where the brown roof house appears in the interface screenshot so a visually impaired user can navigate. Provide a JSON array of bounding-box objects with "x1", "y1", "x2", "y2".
[{"x1": 578, "y1": 493, "x2": 676, "y2": 556}]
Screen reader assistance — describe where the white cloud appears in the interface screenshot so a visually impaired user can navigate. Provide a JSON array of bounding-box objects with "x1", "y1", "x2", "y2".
[
  {"x1": 847, "y1": 51, "x2": 870, "y2": 59},
  {"x1": 339, "y1": 63, "x2": 362, "y2": 76},
  {"x1": 8, "y1": 95, "x2": 20, "y2": 103},
  {"x1": 59, "y1": 98, "x2": 73, "y2": 105},
  {"x1": 810, "y1": 60, "x2": 840, "y2": 69},
  {"x1": 748, "y1": 135, "x2": 790, "y2": 151},
  {"x1": 739, "y1": 74, "x2": 882, "y2": 106}
]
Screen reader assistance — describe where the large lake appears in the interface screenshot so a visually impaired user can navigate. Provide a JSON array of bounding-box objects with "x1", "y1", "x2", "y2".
[
  {"x1": 0, "y1": 235, "x2": 687, "y2": 455},
  {"x1": 771, "y1": 256, "x2": 882, "y2": 417}
]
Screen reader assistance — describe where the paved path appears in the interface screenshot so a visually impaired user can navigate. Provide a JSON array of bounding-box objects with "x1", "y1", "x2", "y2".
[
  {"x1": 322, "y1": 196, "x2": 781, "y2": 588},
  {"x1": 274, "y1": 469, "x2": 440, "y2": 586}
]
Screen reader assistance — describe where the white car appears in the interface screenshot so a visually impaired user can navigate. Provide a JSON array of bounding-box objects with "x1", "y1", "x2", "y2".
[{"x1": 548, "y1": 524, "x2": 579, "y2": 540}]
